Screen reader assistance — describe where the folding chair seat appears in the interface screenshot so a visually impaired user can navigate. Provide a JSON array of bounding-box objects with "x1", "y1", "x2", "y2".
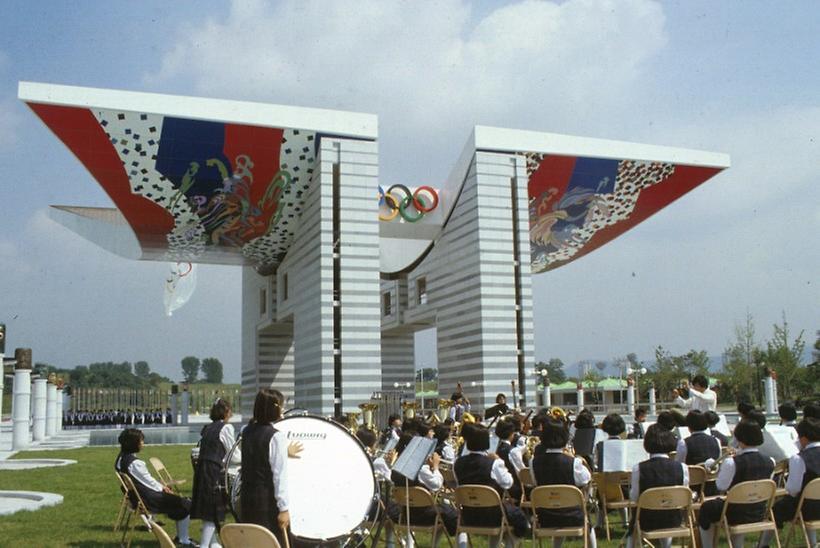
[
  {"x1": 149, "y1": 456, "x2": 187, "y2": 494},
  {"x1": 114, "y1": 471, "x2": 131, "y2": 532},
  {"x1": 530, "y1": 485, "x2": 590, "y2": 548},
  {"x1": 715, "y1": 479, "x2": 780, "y2": 548},
  {"x1": 118, "y1": 472, "x2": 152, "y2": 548},
  {"x1": 517, "y1": 468, "x2": 535, "y2": 511},
  {"x1": 594, "y1": 471, "x2": 634, "y2": 540},
  {"x1": 143, "y1": 515, "x2": 176, "y2": 548},
  {"x1": 392, "y1": 486, "x2": 454, "y2": 547},
  {"x1": 454, "y1": 485, "x2": 516, "y2": 547},
  {"x1": 773, "y1": 460, "x2": 789, "y2": 498},
  {"x1": 221, "y1": 523, "x2": 282, "y2": 548},
  {"x1": 784, "y1": 476, "x2": 820, "y2": 548},
  {"x1": 688, "y1": 465, "x2": 708, "y2": 513},
  {"x1": 633, "y1": 486, "x2": 697, "y2": 547}
]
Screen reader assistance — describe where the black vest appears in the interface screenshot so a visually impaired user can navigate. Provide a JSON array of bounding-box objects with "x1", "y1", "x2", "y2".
[
  {"x1": 199, "y1": 421, "x2": 228, "y2": 466},
  {"x1": 454, "y1": 452, "x2": 504, "y2": 527},
  {"x1": 710, "y1": 428, "x2": 729, "y2": 447},
  {"x1": 684, "y1": 432, "x2": 721, "y2": 464},
  {"x1": 115, "y1": 452, "x2": 164, "y2": 510},
  {"x1": 799, "y1": 445, "x2": 820, "y2": 520},
  {"x1": 725, "y1": 451, "x2": 774, "y2": 524},
  {"x1": 240, "y1": 422, "x2": 279, "y2": 528},
  {"x1": 496, "y1": 441, "x2": 522, "y2": 500},
  {"x1": 391, "y1": 468, "x2": 421, "y2": 487},
  {"x1": 531, "y1": 450, "x2": 583, "y2": 526},
  {"x1": 637, "y1": 457, "x2": 685, "y2": 530}
]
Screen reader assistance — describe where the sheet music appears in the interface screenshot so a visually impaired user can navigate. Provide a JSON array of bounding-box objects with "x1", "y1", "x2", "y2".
[
  {"x1": 640, "y1": 421, "x2": 655, "y2": 435},
  {"x1": 602, "y1": 439, "x2": 649, "y2": 472},
  {"x1": 382, "y1": 436, "x2": 399, "y2": 454},
  {"x1": 714, "y1": 414, "x2": 731, "y2": 436},
  {"x1": 759, "y1": 426, "x2": 799, "y2": 462},
  {"x1": 392, "y1": 436, "x2": 436, "y2": 481},
  {"x1": 676, "y1": 426, "x2": 692, "y2": 439},
  {"x1": 489, "y1": 432, "x2": 500, "y2": 452}
]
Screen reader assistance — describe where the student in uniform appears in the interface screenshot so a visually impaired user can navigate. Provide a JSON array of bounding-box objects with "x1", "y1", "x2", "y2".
[
  {"x1": 595, "y1": 413, "x2": 626, "y2": 471},
  {"x1": 454, "y1": 424, "x2": 530, "y2": 547},
  {"x1": 778, "y1": 403, "x2": 798, "y2": 429},
  {"x1": 759, "y1": 417, "x2": 820, "y2": 547},
  {"x1": 495, "y1": 419, "x2": 525, "y2": 503},
  {"x1": 704, "y1": 411, "x2": 728, "y2": 447},
  {"x1": 239, "y1": 389, "x2": 292, "y2": 545},
  {"x1": 697, "y1": 420, "x2": 775, "y2": 548},
  {"x1": 114, "y1": 429, "x2": 196, "y2": 546},
  {"x1": 625, "y1": 424, "x2": 689, "y2": 548},
  {"x1": 630, "y1": 407, "x2": 647, "y2": 439},
  {"x1": 191, "y1": 399, "x2": 240, "y2": 548},
  {"x1": 433, "y1": 423, "x2": 456, "y2": 462},
  {"x1": 530, "y1": 416, "x2": 597, "y2": 548},
  {"x1": 676, "y1": 410, "x2": 721, "y2": 465}
]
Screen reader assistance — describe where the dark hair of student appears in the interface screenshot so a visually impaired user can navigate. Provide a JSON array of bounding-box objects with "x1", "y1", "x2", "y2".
[
  {"x1": 119, "y1": 428, "x2": 144, "y2": 453},
  {"x1": 356, "y1": 428, "x2": 378, "y2": 449},
  {"x1": 703, "y1": 410, "x2": 721, "y2": 427},
  {"x1": 495, "y1": 419, "x2": 515, "y2": 441},
  {"x1": 804, "y1": 403, "x2": 820, "y2": 420},
  {"x1": 209, "y1": 398, "x2": 232, "y2": 421},
  {"x1": 433, "y1": 424, "x2": 450, "y2": 444},
  {"x1": 574, "y1": 410, "x2": 595, "y2": 429},
  {"x1": 737, "y1": 401, "x2": 755, "y2": 417},
  {"x1": 602, "y1": 413, "x2": 626, "y2": 436},
  {"x1": 685, "y1": 410, "x2": 708, "y2": 432},
  {"x1": 691, "y1": 375, "x2": 709, "y2": 389},
  {"x1": 797, "y1": 418, "x2": 820, "y2": 442},
  {"x1": 388, "y1": 414, "x2": 401, "y2": 425},
  {"x1": 443, "y1": 418, "x2": 455, "y2": 427},
  {"x1": 395, "y1": 432, "x2": 415, "y2": 455},
  {"x1": 748, "y1": 410, "x2": 767, "y2": 430},
  {"x1": 778, "y1": 403, "x2": 798, "y2": 422},
  {"x1": 460, "y1": 422, "x2": 478, "y2": 440},
  {"x1": 252, "y1": 388, "x2": 283, "y2": 425},
  {"x1": 733, "y1": 419, "x2": 764, "y2": 447},
  {"x1": 466, "y1": 425, "x2": 491, "y2": 452},
  {"x1": 539, "y1": 416, "x2": 570, "y2": 449},
  {"x1": 634, "y1": 407, "x2": 647, "y2": 419},
  {"x1": 415, "y1": 420, "x2": 431, "y2": 438},
  {"x1": 496, "y1": 393, "x2": 506, "y2": 403},
  {"x1": 656, "y1": 411, "x2": 677, "y2": 431},
  {"x1": 451, "y1": 392, "x2": 463, "y2": 402},
  {"x1": 643, "y1": 423, "x2": 677, "y2": 454}
]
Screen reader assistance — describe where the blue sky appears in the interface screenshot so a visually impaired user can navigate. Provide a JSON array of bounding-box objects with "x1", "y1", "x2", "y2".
[{"x1": 1, "y1": 1, "x2": 817, "y2": 383}]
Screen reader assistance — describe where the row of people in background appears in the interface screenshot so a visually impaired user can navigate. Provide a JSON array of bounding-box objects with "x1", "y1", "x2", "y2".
[{"x1": 65, "y1": 408, "x2": 173, "y2": 428}]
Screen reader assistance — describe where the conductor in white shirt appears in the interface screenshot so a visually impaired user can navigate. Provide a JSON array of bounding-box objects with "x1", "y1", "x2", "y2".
[{"x1": 673, "y1": 375, "x2": 717, "y2": 412}]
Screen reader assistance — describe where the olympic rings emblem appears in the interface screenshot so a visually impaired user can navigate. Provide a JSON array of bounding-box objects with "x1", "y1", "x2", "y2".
[{"x1": 378, "y1": 185, "x2": 439, "y2": 223}]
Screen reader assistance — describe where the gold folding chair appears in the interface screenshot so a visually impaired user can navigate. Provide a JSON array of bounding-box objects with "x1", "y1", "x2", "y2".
[
  {"x1": 633, "y1": 486, "x2": 697, "y2": 547},
  {"x1": 715, "y1": 479, "x2": 780, "y2": 548},
  {"x1": 118, "y1": 472, "x2": 152, "y2": 548},
  {"x1": 517, "y1": 468, "x2": 535, "y2": 511},
  {"x1": 773, "y1": 460, "x2": 789, "y2": 498},
  {"x1": 688, "y1": 465, "x2": 708, "y2": 513},
  {"x1": 785, "y1": 477, "x2": 820, "y2": 548},
  {"x1": 392, "y1": 486, "x2": 454, "y2": 547},
  {"x1": 113, "y1": 471, "x2": 131, "y2": 532},
  {"x1": 454, "y1": 485, "x2": 515, "y2": 547},
  {"x1": 221, "y1": 523, "x2": 282, "y2": 548},
  {"x1": 594, "y1": 471, "x2": 634, "y2": 540},
  {"x1": 149, "y1": 456, "x2": 187, "y2": 494},
  {"x1": 530, "y1": 485, "x2": 589, "y2": 548},
  {"x1": 143, "y1": 515, "x2": 175, "y2": 548}
]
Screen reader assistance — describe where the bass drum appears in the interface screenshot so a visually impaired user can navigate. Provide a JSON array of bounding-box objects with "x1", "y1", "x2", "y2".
[{"x1": 226, "y1": 415, "x2": 379, "y2": 545}]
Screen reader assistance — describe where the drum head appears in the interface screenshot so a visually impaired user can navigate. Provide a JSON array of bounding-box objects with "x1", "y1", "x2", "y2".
[{"x1": 275, "y1": 415, "x2": 376, "y2": 542}]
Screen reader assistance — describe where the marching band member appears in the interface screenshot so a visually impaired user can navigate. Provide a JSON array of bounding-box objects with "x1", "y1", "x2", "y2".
[
  {"x1": 531, "y1": 416, "x2": 597, "y2": 548},
  {"x1": 433, "y1": 423, "x2": 456, "y2": 463},
  {"x1": 453, "y1": 424, "x2": 530, "y2": 547},
  {"x1": 760, "y1": 417, "x2": 820, "y2": 547},
  {"x1": 675, "y1": 410, "x2": 720, "y2": 466},
  {"x1": 191, "y1": 399, "x2": 240, "y2": 548},
  {"x1": 114, "y1": 429, "x2": 197, "y2": 546},
  {"x1": 673, "y1": 375, "x2": 717, "y2": 412},
  {"x1": 630, "y1": 407, "x2": 647, "y2": 439},
  {"x1": 356, "y1": 428, "x2": 392, "y2": 481},
  {"x1": 594, "y1": 413, "x2": 626, "y2": 471},
  {"x1": 697, "y1": 420, "x2": 774, "y2": 548},
  {"x1": 495, "y1": 419, "x2": 526, "y2": 502},
  {"x1": 704, "y1": 410, "x2": 729, "y2": 447},
  {"x1": 382, "y1": 414, "x2": 402, "y2": 445},
  {"x1": 239, "y1": 389, "x2": 293, "y2": 545},
  {"x1": 484, "y1": 393, "x2": 510, "y2": 420},
  {"x1": 625, "y1": 424, "x2": 689, "y2": 548},
  {"x1": 778, "y1": 402, "x2": 798, "y2": 429},
  {"x1": 448, "y1": 392, "x2": 471, "y2": 422}
]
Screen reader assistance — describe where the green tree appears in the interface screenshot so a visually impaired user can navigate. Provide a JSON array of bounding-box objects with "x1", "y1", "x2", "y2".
[
  {"x1": 647, "y1": 346, "x2": 688, "y2": 400},
  {"x1": 134, "y1": 361, "x2": 151, "y2": 378},
  {"x1": 720, "y1": 313, "x2": 758, "y2": 404},
  {"x1": 535, "y1": 358, "x2": 567, "y2": 385},
  {"x1": 181, "y1": 356, "x2": 200, "y2": 384},
  {"x1": 761, "y1": 313, "x2": 806, "y2": 400},
  {"x1": 583, "y1": 370, "x2": 603, "y2": 404},
  {"x1": 201, "y1": 357, "x2": 224, "y2": 384}
]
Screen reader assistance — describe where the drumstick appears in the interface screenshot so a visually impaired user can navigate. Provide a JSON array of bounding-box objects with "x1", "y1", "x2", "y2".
[{"x1": 280, "y1": 524, "x2": 291, "y2": 548}]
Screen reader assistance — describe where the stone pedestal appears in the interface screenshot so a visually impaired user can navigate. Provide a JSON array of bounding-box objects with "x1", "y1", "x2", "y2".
[
  {"x1": 46, "y1": 382, "x2": 57, "y2": 436},
  {"x1": 181, "y1": 391, "x2": 190, "y2": 425},
  {"x1": 576, "y1": 385, "x2": 584, "y2": 411},
  {"x1": 56, "y1": 388, "x2": 64, "y2": 431},
  {"x1": 648, "y1": 386, "x2": 657, "y2": 416},
  {"x1": 627, "y1": 383, "x2": 636, "y2": 417},
  {"x1": 543, "y1": 384, "x2": 551, "y2": 408},
  {"x1": 12, "y1": 349, "x2": 32, "y2": 450},
  {"x1": 764, "y1": 375, "x2": 776, "y2": 414},
  {"x1": 32, "y1": 379, "x2": 47, "y2": 441}
]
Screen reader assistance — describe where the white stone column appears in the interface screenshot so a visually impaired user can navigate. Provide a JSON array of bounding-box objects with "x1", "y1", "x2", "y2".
[
  {"x1": 764, "y1": 372, "x2": 776, "y2": 415},
  {"x1": 46, "y1": 381, "x2": 58, "y2": 436},
  {"x1": 772, "y1": 376, "x2": 780, "y2": 410},
  {"x1": 648, "y1": 385, "x2": 657, "y2": 416},
  {"x1": 627, "y1": 381, "x2": 636, "y2": 417},
  {"x1": 32, "y1": 378, "x2": 47, "y2": 441},
  {"x1": 12, "y1": 349, "x2": 32, "y2": 450},
  {"x1": 576, "y1": 384, "x2": 585, "y2": 412},
  {"x1": 543, "y1": 383, "x2": 551, "y2": 408},
  {"x1": 56, "y1": 388, "x2": 64, "y2": 431},
  {"x1": 0, "y1": 351, "x2": 4, "y2": 424},
  {"x1": 181, "y1": 390, "x2": 190, "y2": 425},
  {"x1": 170, "y1": 391, "x2": 178, "y2": 425}
]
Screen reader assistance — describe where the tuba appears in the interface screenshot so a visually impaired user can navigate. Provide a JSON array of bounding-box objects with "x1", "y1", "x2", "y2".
[{"x1": 358, "y1": 403, "x2": 378, "y2": 432}]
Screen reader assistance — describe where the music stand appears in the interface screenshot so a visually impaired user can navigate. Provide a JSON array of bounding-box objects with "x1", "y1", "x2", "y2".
[{"x1": 392, "y1": 436, "x2": 437, "y2": 547}]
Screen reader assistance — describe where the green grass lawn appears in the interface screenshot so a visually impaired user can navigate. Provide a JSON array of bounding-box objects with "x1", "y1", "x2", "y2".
[{"x1": 0, "y1": 445, "x2": 751, "y2": 547}]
